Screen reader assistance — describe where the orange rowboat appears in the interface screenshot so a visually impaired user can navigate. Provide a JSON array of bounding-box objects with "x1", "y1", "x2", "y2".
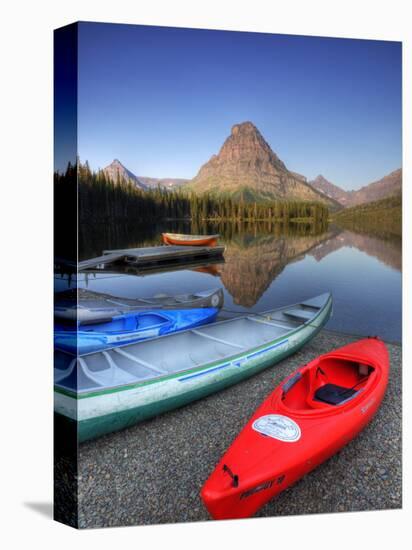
[{"x1": 162, "y1": 233, "x2": 220, "y2": 247}]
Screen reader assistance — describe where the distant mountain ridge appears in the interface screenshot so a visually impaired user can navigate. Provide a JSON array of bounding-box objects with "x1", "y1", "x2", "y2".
[
  {"x1": 103, "y1": 159, "x2": 147, "y2": 190},
  {"x1": 138, "y1": 176, "x2": 189, "y2": 190},
  {"x1": 183, "y1": 121, "x2": 338, "y2": 207},
  {"x1": 102, "y1": 138, "x2": 401, "y2": 211},
  {"x1": 309, "y1": 175, "x2": 351, "y2": 206},
  {"x1": 310, "y1": 169, "x2": 402, "y2": 207},
  {"x1": 345, "y1": 168, "x2": 402, "y2": 206}
]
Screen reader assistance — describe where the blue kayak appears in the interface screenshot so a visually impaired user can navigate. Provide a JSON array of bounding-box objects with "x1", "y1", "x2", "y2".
[{"x1": 54, "y1": 307, "x2": 219, "y2": 354}]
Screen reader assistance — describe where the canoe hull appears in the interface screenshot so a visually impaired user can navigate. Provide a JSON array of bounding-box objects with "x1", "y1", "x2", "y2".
[
  {"x1": 162, "y1": 233, "x2": 219, "y2": 247},
  {"x1": 54, "y1": 307, "x2": 220, "y2": 354},
  {"x1": 54, "y1": 288, "x2": 224, "y2": 322},
  {"x1": 55, "y1": 295, "x2": 332, "y2": 442},
  {"x1": 201, "y1": 338, "x2": 389, "y2": 519}
]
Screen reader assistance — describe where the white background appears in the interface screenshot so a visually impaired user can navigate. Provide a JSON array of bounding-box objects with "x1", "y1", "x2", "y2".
[{"x1": 0, "y1": 0, "x2": 409, "y2": 548}]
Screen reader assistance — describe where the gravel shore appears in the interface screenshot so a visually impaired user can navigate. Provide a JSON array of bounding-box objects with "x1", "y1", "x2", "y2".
[{"x1": 77, "y1": 330, "x2": 402, "y2": 528}]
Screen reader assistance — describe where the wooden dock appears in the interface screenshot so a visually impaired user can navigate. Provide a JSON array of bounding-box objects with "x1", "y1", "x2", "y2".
[
  {"x1": 76, "y1": 252, "x2": 126, "y2": 271},
  {"x1": 81, "y1": 256, "x2": 224, "y2": 277},
  {"x1": 77, "y1": 245, "x2": 225, "y2": 271}
]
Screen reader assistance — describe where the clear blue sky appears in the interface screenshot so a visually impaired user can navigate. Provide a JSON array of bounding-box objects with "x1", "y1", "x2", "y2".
[{"x1": 77, "y1": 22, "x2": 401, "y2": 190}]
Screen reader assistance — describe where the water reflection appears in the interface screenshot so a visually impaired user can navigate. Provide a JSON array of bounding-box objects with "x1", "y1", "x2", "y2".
[
  {"x1": 58, "y1": 222, "x2": 401, "y2": 341},
  {"x1": 309, "y1": 230, "x2": 401, "y2": 272},
  {"x1": 217, "y1": 229, "x2": 339, "y2": 306},
  {"x1": 73, "y1": 223, "x2": 403, "y2": 308},
  {"x1": 78, "y1": 220, "x2": 327, "y2": 261}
]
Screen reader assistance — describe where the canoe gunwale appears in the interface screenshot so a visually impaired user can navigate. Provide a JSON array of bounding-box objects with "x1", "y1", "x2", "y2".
[
  {"x1": 56, "y1": 305, "x2": 332, "y2": 442},
  {"x1": 54, "y1": 307, "x2": 220, "y2": 355},
  {"x1": 162, "y1": 232, "x2": 220, "y2": 240},
  {"x1": 54, "y1": 294, "x2": 332, "y2": 400},
  {"x1": 74, "y1": 292, "x2": 331, "y2": 355},
  {"x1": 54, "y1": 288, "x2": 224, "y2": 318}
]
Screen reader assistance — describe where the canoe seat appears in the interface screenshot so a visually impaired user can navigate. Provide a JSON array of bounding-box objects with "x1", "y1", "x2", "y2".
[
  {"x1": 314, "y1": 383, "x2": 357, "y2": 405},
  {"x1": 284, "y1": 309, "x2": 314, "y2": 322}
]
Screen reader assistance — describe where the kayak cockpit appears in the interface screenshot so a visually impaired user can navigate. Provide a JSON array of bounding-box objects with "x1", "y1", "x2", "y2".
[{"x1": 281, "y1": 357, "x2": 375, "y2": 412}]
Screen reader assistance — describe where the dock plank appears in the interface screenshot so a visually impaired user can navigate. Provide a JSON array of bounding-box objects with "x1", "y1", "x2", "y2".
[
  {"x1": 78, "y1": 245, "x2": 225, "y2": 271},
  {"x1": 103, "y1": 245, "x2": 225, "y2": 265},
  {"x1": 78, "y1": 252, "x2": 126, "y2": 271}
]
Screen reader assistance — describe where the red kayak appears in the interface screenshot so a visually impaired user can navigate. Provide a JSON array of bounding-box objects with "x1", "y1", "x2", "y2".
[{"x1": 201, "y1": 337, "x2": 389, "y2": 520}]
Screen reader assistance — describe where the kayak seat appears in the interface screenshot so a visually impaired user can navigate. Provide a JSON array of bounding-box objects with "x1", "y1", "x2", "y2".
[{"x1": 314, "y1": 383, "x2": 357, "y2": 405}]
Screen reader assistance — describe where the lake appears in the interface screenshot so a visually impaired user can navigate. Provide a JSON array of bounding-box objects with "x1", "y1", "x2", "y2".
[{"x1": 55, "y1": 223, "x2": 402, "y2": 342}]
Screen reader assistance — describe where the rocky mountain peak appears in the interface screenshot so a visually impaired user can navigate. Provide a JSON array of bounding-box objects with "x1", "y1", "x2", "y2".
[
  {"x1": 103, "y1": 159, "x2": 147, "y2": 190},
  {"x1": 185, "y1": 122, "x2": 335, "y2": 205},
  {"x1": 231, "y1": 121, "x2": 258, "y2": 135},
  {"x1": 310, "y1": 169, "x2": 402, "y2": 207},
  {"x1": 309, "y1": 174, "x2": 350, "y2": 205},
  {"x1": 218, "y1": 121, "x2": 284, "y2": 169}
]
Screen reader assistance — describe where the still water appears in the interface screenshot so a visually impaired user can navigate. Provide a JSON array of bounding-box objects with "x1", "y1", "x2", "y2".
[{"x1": 56, "y1": 224, "x2": 402, "y2": 342}]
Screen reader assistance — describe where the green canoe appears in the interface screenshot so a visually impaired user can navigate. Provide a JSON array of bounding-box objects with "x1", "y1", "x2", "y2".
[{"x1": 54, "y1": 292, "x2": 332, "y2": 442}]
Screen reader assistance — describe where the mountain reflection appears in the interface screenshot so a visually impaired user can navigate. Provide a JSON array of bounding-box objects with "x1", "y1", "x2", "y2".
[
  {"x1": 214, "y1": 227, "x2": 401, "y2": 307},
  {"x1": 309, "y1": 230, "x2": 401, "y2": 272},
  {"x1": 74, "y1": 222, "x2": 401, "y2": 309},
  {"x1": 217, "y1": 230, "x2": 333, "y2": 306}
]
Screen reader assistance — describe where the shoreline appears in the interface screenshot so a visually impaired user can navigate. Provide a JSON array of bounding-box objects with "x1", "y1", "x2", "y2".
[{"x1": 76, "y1": 330, "x2": 402, "y2": 528}]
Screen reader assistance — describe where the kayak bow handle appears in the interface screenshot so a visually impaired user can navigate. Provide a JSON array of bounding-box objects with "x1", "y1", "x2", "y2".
[{"x1": 223, "y1": 464, "x2": 239, "y2": 488}]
